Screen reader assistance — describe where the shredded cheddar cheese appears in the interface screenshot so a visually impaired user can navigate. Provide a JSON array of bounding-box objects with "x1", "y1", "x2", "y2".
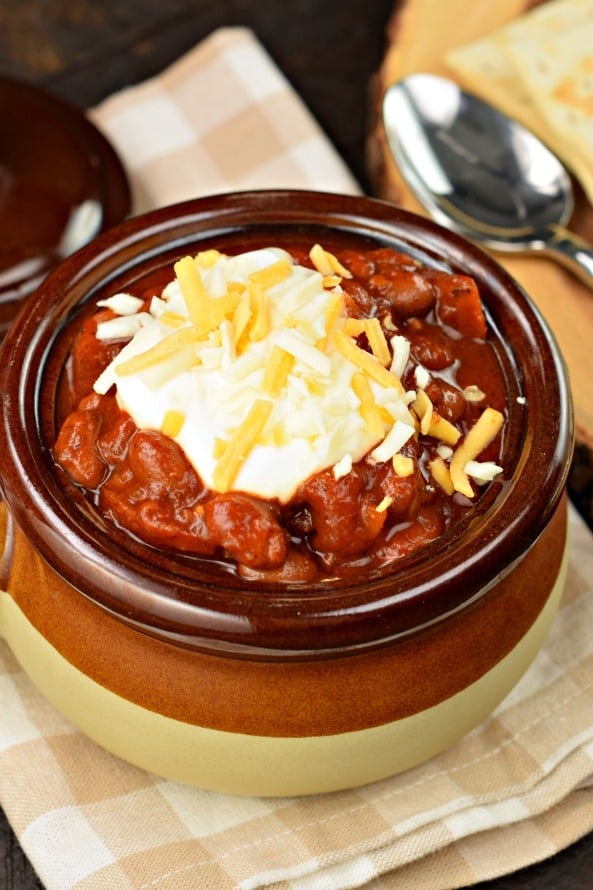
[
  {"x1": 262, "y1": 345, "x2": 294, "y2": 396},
  {"x1": 341, "y1": 317, "x2": 390, "y2": 366},
  {"x1": 93, "y1": 244, "x2": 505, "y2": 505},
  {"x1": 249, "y1": 258, "x2": 293, "y2": 290},
  {"x1": 351, "y1": 372, "x2": 384, "y2": 439},
  {"x1": 343, "y1": 317, "x2": 366, "y2": 337},
  {"x1": 161, "y1": 409, "x2": 186, "y2": 437},
  {"x1": 212, "y1": 399, "x2": 274, "y2": 492},
  {"x1": 364, "y1": 318, "x2": 391, "y2": 367},
  {"x1": 174, "y1": 256, "x2": 210, "y2": 325},
  {"x1": 334, "y1": 330, "x2": 405, "y2": 393},
  {"x1": 412, "y1": 389, "x2": 434, "y2": 435},
  {"x1": 465, "y1": 460, "x2": 503, "y2": 485},
  {"x1": 429, "y1": 455, "x2": 455, "y2": 495},
  {"x1": 392, "y1": 453, "x2": 414, "y2": 477},
  {"x1": 333, "y1": 453, "x2": 353, "y2": 480},
  {"x1": 370, "y1": 419, "x2": 415, "y2": 463},
  {"x1": 212, "y1": 436, "x2": 227, "y2": 460},
  {"x1": 96, "y1": 314, "x2": 148, "y2": 341},
  {"x1": 195, "y1": 249, "x2": 223, "y2": 268},
  {"x1": 247, "y1": 281, "x2": 268, "y2": 341},
  {"x1": 114, "y1": 326, "x2": 200, "y2": 377},
  {"x1": 232, "y1": 293, "x2": 252, "y2": 348},
  {"x1": 318, "y1": 291, "x2": 344, "y2": 350},
  {"x1": 192, "y1": 292, "x2": 242, "y2": 338},
  {"x1": 227, "y1": 280, "x2": 247, "y2": 294},
  {"x1": 449, "y1": 407, "x2": 504, "y2": 497},
  {"x1": 97, "y1": 293, "x2": 144, "y2": 315},
  {"x1": 274, "y1": 328, "x2": 331, "y2": 376},
  {"x1": 158, "y1": 310, "x2": 188, "y2": 329},
  {"x1": 375, "y1": 495, "x2": 393, "y2": 513},
  {"x1": 309, "y1": 243, "x2": 353, "y2": 279},
  {"x1": 427, "y1": 413, "x2": 462, "y2": 447}
]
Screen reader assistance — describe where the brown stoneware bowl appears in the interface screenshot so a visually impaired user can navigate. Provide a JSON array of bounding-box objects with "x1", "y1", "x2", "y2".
[{"x1": 0, "y1": 191, "x2": 573, "y2": 796}]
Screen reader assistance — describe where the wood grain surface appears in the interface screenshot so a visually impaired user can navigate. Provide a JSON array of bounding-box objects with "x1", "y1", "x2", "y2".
[{"x1": 0, "y1": 2, "x2": 592, "y2": 888}]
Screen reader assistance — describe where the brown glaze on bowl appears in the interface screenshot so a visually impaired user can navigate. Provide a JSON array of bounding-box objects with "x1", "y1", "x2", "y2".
[
  {"x1": 0, "y1": 77, "x2": 130, "y2": 338},
  {"x1": 0, "y1": 191, "x2": 574, "y2": 795}
]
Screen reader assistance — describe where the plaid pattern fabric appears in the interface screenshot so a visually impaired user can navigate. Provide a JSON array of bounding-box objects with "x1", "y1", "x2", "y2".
[
  {"x1": 88, "y1": 27, "x2": 359, "y2": 213},
  {"x1": 1, "y1": 26, "x2": 593, "y2": 890}
]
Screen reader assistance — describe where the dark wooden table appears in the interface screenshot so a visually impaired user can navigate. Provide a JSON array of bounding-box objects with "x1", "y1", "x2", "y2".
[{"x1": 1, "y1": 2, "x2": 592, "y2": 887}]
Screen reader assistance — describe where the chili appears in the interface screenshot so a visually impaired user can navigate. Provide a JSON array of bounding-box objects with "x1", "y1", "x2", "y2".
[{"x1": 53, "y1": 245, "x2": 508, "y2": 583}]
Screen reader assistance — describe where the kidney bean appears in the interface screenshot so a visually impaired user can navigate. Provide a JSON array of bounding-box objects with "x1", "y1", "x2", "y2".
[
  {"x1": 101, "y1": 490, "x2": 217, "y2": 556},
  {"x1": 54, "y1": 409, "x2": 105, "y2": 489},
  {"x1": 98, "y1": 412, "x2": 137, "y2": 465},
  {"x1": 375, "y1": 506, "x2": 446, "y2": 562},
  {"x1": 407, "y1": 323, "x2": 455, "y2": 370},
  {"x1": 297, "y1": 464, "x2": 386, "y2": 557},
  {"x1": 239, "y1": 546, "x2": 319, "y2": 583},
  {"x1": 126, "y1": 430, "x2": 201, "y2": 492},
  {"x1": 425, "y1": 380, "x2": 467, "y2": 424},
  {"x1": 75, "y1": 392, "x2": 136, "y2": 466},
  {"x1": 341, "y1": 280, "x2": 375, "y2": 318},
  {"x1": 367, "y1": 270, "x2": 437, "y2": 319},
  {"x1": 203, "y1": 494, "x2": 288, "y2": 570}
]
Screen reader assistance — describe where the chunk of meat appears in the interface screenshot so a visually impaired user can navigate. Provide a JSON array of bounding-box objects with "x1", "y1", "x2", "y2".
[{"x1": 431, "y1": 272, "x2": 487, "y2": 339}]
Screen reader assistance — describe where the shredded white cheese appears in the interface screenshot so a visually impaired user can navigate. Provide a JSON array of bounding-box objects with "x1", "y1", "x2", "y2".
[
  {"x1": 333, "y1": 453, "x2": 353, "y2": 480},
  {"x1": 369, "y1": 420, "x2": 415, "y2": 464},
  {"x1": 389, "y1": 334, "x2": 410, "y2": 378},
  {"x1": 414, "y1": 364, "x2": 430, "y2": 390},
  {"x1": 96, "y1": 312, "x2": 152, "y2": 341},
  {"x1": 97, "y1": 293, "x2": 144, "y2": 316},
  {"x1": 464, "y1": 460, "x2": 503, "y2": 485}
]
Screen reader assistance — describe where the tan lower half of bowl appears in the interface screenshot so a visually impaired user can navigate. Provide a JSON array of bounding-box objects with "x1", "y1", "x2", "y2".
[{"x1": 0, "y1": 523, "x2": 568, "y2": 797}]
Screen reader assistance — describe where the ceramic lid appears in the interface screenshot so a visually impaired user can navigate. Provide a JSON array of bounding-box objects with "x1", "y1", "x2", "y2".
[{"x1": 0, "y1": 76, "x2": 130, "y2": 336}]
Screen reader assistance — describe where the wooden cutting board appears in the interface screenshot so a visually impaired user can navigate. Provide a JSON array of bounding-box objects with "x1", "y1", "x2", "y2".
[{"x1": 367, "y1": 0, "x2": 593, "y2": 455}]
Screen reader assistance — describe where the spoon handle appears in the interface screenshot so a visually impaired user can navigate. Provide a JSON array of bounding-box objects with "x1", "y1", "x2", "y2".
[{"x1": 544, "y1": 225, "x2": 593, "y2": 288}]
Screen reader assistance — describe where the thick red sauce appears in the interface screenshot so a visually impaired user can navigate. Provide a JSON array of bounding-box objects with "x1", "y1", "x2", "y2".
[{"x1": 53, "y1": 246, "x2": 508, "y2": 583}]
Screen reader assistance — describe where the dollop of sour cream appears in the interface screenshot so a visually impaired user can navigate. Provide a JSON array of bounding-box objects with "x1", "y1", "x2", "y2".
[{"x1": 94, "y1": 247, "x2": 417, "y2": 503}]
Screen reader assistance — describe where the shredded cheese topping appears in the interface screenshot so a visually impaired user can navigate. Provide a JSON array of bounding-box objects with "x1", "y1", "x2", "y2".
[
  {"x1": 449, "y1": 407, "x2": 504, "y2": 497},
  {"x1": 93, "y1": 246, "x2": 504, "y2": 503},
  {"x1": 212, "y1": 399, "x2": 274, "y2": 492}
]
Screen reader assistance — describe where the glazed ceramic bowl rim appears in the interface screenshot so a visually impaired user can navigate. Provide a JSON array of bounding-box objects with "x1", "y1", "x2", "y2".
[{"x1": 0, "y1": 190, "x2": 573, "y2": 657}]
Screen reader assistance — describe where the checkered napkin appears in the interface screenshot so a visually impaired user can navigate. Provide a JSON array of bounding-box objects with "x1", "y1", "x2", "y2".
[{"x1": 1, "y1": 26, "x2": 593, "y2": 890}]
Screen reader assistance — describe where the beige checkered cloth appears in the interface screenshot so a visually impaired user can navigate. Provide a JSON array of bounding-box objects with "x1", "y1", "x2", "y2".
[{"x1": 1, "y1": 27, "x2": 593, "y2": 890}]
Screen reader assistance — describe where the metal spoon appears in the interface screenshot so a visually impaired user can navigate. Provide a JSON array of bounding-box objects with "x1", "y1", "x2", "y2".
[{"x1": 382, "y1": 72, "x2": 593, "y2": 286}]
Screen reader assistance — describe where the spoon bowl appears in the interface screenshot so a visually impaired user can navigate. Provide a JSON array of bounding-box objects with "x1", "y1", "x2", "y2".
[{"x1": 383, "y1": 73, "x2": 593, "y2": 286}]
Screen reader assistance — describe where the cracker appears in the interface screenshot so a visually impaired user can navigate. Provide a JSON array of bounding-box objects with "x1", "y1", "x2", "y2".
[{"x1": 444, "y1": 0, "x2": 593, "y2": 202}]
